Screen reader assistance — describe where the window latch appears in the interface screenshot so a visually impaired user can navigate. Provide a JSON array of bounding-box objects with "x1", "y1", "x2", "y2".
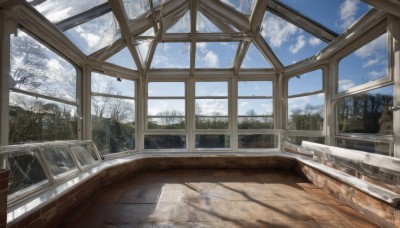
[{"x1": 389, "y1": 106, "x2": 400, "y2": 112}]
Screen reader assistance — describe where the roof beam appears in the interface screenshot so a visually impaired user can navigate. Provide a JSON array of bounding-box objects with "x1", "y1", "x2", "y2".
[
  {"x1": 162, "y1": 5, "x2": 189, "y2": 33},
  {"x1": 198, "y1": 0, "x2": 250, "y2": 32},
  {"x1": 198, "y1": 7, "x2": 236, "y2": 33},
  {"x1": 268, "y1": 1, "x2": 338, "y2": 43},
  {"x1": 0, "y1": 0, "x2": 24, "y2": 9},
  {"x1": 253, "y1": 33, "x2": 283, "y2": 70},
  {"x1": 158, "y1": 33, "x2": 253, "y2": 42},
  {"x1": 89, "y1": 38, "x2": 125, "y2": 61},
  {"x1": 250, "y1": 0, "x2": 269, "y2": 32},
  {"x1": 144, "y1": 26, "x2": 162, "y2": 76},
  {"x1": 55, "y1": 3, "x2": 112, "y2": 31},
  {"x1": 108, "y1": 0, "x2": 143, "y2": 74},
  {"x1": 362, "y1": 0, "x2": 400, "y2": 18},
  {"x1": 190, "y1": 0, "x2": 197, "y2": 75},
  {"x1": 234, "y1": 41, "x2": 251, "y2": 75}
]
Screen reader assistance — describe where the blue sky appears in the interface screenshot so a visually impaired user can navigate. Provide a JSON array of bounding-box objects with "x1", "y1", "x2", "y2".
[
  {"x1": 288, "y1": 69, "x2": 322, "y2": 96},
  {"x1": 106, "y1": 47, "x2": 137, "y2": 70}
]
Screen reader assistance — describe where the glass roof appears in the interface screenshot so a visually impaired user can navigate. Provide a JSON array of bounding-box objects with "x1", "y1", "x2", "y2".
[
  {"x1": 64, "y1": 12, "x2": 120, "y2": 55},
  {"x1": 261, "y1": 12, "x2": 326, "y2": 66},
  {"x1": 220, "y1": 0, "x2": 256, "y2": 15},
  {"x1": 196, "y1": 42, "x2": 239, "y2": 68},
  {"x1": 28, "y1": 0, "x2": 107, "y2": 23},
  {"x1": 166, "y1": 11, "x2": 191, "y2": 33},
  {"x1": 106, "y1": 47, "x2": 137, "y2": 70},
  {"x1": 279, "y1": 0, "x2": 371, "y2": 34},
  {"x1": 136, "y1": 41, "x2": 152, "y2": 65},
  {"x1": 241, "y1": 43, "x2": 272, "y2": 69},
  {"x1": 151, "y1": 42, "x2": 191, "y2": 69},
  {"x1": 197, "y1": 12, "x2": 222, "y2": 33},
  {"x1": 122, "y1": 0, "x2": 150, "y2": 20}
]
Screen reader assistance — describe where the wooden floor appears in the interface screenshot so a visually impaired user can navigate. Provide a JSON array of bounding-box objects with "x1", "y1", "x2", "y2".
[{"x1": 62, "y1": 169, "x2": 379, "y2": 228}]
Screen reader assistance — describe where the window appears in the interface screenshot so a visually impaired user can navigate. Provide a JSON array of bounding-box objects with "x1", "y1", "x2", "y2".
[
  {"x1": 151, "y1": 43, "x2": 191, "y2": 69},
  {"x1": 196, "y1": 42, "x2": 239, "y2": 68},
  {"x1": 238, "y1": 134, "x2": 275, "y2": 149},
  {"x1": 144, "y1": 135, "x2": 186, "y2": 149},
  {"x1": 195, "y1": 134, "x2": 230, "y2": 149},
  {"x1": 106, "y1": 47, "x2": 137, "y2": 70},
  {"x1": 241, "y1": 43, "x2": 273, "y2": 69},
  {"x1": 9, "y1": 30, "x2": 78, "y2": 144},
  {"x1": 338, "y1": 33, "x2": 388, "y2": 93},
  {"x1": 42, "y1": 146, "x2": 78, "y2": 177},
  {"x1": 91, "y1": 72, "x2": 136, "y2": 155}
]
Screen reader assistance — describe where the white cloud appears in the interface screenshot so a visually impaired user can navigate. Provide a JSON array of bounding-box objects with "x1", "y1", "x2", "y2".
[
  {"x1": 261, "y1": 14, "x2": 297, "y2": 48},
  {"x1": 308, "y1": 37, "x2": 322, "y2": 47},
  {"x1": 46, "y1": 59, "x2": 63, "y2": 71},
  {"x1": 368, "y1": 69, "x2": 387, "y2": 80},
  {"x1": 197, "y1": 42, "x2": 207, "y2": 50},
  {"x1": 289, "y1": 35, "x2": 306, "y2": 54},
  {"x1": 338, "y1": 0, "x2": 360, "y2": 29},
  {"x1": 362, "y1": 57, "x2": 380, "y2": 68},
  {"x1": 338, "y1": 79, "x2": 355, "y2": 91},
  {"x1": 201, "y1": 50, "x2": 219, "y2": 68},
  {"x1": 196, "y1": 99, "x2": 228, "y2": 115},
  {"x1": 354, "y1": 34, "x2": 387, "y2": 58}
]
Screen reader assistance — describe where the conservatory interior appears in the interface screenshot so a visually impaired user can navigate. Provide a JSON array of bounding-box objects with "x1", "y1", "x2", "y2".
[{"x1": 0, "y1": 0, "x2": 399, "y2": 227}]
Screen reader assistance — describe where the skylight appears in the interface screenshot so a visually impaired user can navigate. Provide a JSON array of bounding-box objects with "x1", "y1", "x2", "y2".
[
  {"x1": 151, "y1": 42, "x2": 191, "y2": 69},
  {"x1": 64, "y1": 12, "x2": 120, "y2": 55},
  {"x1": 261, "y1": 12, "x2": 326, "y2": 66},
  {"x1": 241, "y1": 43, "x2": 272, "y2": 69},
  {"x1": 136, "y1": 41, "x2": 152, "y2": 65},
  {"x1": 122, "y1": 0, "x2": 150, "y2": 20},
  {"x1": 166, "y1": 11, "x2": 191, "y2": 33},
  {"x1": 106, "y1": 47, "x2": 137, "y2": 70},
  {"x1": 279, "y1": 0, "x2": 371, "y2": 34},
  {"x1": 196, "y1": 42, "x2": 239, "y2": 68},
  {"x1": 197, "y1": 11, "x2": 222, "y2": 33},
  {"x1": 220, "y1": 0, "x2": 256, "y2": 15},
  {"x1": 28, "y1": 0, "x2": 107, "y2": 23}
]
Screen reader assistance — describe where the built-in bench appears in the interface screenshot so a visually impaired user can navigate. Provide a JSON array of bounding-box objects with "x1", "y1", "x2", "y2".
[{"x1": 0, "y1": 141, "x2": 399, "y2": 227}]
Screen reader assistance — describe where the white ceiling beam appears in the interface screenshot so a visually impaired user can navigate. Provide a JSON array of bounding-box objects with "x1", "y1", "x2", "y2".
[
  {"x1": 144, "y1": 25, "x2": 163, "y2": 76},
  {"x1": 158, "y1": 33, "x2": 253, "y2": 42},
  {"x1": 198, "y1": 0, "x2": 250, "y2": 31},
  {"x1": 267, "y1": 1, "x2": 337, "y2": 43},
  {"x1": 234, "y1": 41, "x2": 251, "y2": 75},
  {"x1": 90, "y1": 38, "x2": 125, "y2": 61},
  {"x1": 362, "y1": 0, "x2": 400, "y2": 18},
  {"x1": 253, "y1": 33, "x2": 283, "y2": 70},
  {"x1": 198, "y1": 7, "x2": 236, "y2": 33},
  {"x1": 190, "y1": 0, "x2": 197, "y2": 75},
  {"x1": 108, "y1": 0, "x2": 144, "y2": 74},
  {"x1": 250, "y1": 0, "x2": 269, "y2": 32}
]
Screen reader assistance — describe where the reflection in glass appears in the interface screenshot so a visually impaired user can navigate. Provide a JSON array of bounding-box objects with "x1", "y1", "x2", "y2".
[
  {"x1": 284, "y1": 136, "x2": 325, "y2": 146},
  {"x1": 6, "y1": 152, "x2": 48, "y2": 194},
  {"x1": 288, "y1": 94, "x2": 324, "y2": 131},
  {"x1": 91, "y1": 97, "x2": 135, "y2": 155},
  {"x1": 337, "y1": 86, "x2": 393, "y2": 135},
  {"x1": 70, "y1": 145, "x2": 97, "y2": 167},
  {"x1": 336, "y1": 138, "x2": 392, "y2": 156},
  {"x1": 221, "y1": 0, "x2": 255, "y2": 15},
  {"x1": 241, "y1": 43, "x2": 272, "y2": 69},
  {"x1": 106, "y1": 47, "x2": 137, "y2": 70},
  {"x1": 238, "y1": 81, "x2": 273, "y2": 97},
  {"x1": 288, "y1": 69, "x2": 323, "y2": 96},
  {"x1": 10, "y1": 30, "x2": 76, "y2": 101},
  {"x1": 42, "y1": 146, "x2": 77, "y2": 176},
  {"x1": 197, "y1": 11, "x2": 221, "y2": 33},
  {"x1": 196, "y1": 82, "x2": 228, "y2": 96},
  {"x1": 196, "y1": 42, "x2": 239, "y2": 68},
  {"x1": 92, "y1": 72, "x2": 135, "y2": 97},
  {"x1": 9, "y1": 92, "x2": 78, "y2": 144},
  {"x1": 195, "y1": 135, "x2": 230, "y2": 149},
  {"x1": 151, "y1": 43, "x2": 190, "y2": 68},
  {"x1": 144, "y1": 135, "x2": 186, "y2": 149},
  {"x1": 167, "y1": 11, "x2": 190, "y2": 33},
  {"x1": 122, "y1": 0, "x2": 150, "y2": 20},
  {"x1": 338, "y1": 33, "x2": 388, "y2": 92},
  {"x1": 64, "y1": 12, "x2": 120, "y2": 55},
  {"x1": 238, "y1": 134, "x2": 275, "y2": 149}
]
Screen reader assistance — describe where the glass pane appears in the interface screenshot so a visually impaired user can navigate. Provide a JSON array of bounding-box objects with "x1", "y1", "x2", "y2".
[
  {"x1": 91, "y1": 97, "x2": 135, "y2": 155},
  {"x1": 238, "y1": 134, "x2": 275, "y2": 149},
  {"x1": 288, "y1": 93, "x2": 324, "y2": 131},
  {"x1": 238, "y1": 117, "x2": 273, "y2": 129},
  {"x1": 196, "y1": 42, "x2": 239, "y2": 68},
  {"x1": 195, "y1": 99, "x2": 228, "y2": 116},
  {"x1": 10, "y1": 30, "x2": 76, "y2": 101},
  {"x1": 195, "y1": 135, "x2": 230, "y2": 149},
  {"x1": 284, "y1": 136, "x2": 325, "y2": 146},
  {"x1": 7, "y1": 152, "x2": 48, "y2": 194},
  {"x1": 153, "y1": 0, "x2": 169, "y2": 8},
  {"x1": 148, "y1": 117, "x2": 185, "y2": 129},
  {"x1": 337, "y1": 138, "x2": 392, "y2": 156},
  {"x1": 70, "y1": 145, "x2": 97, "y2": 167},
  {"x1": 288, "y1": 69, "x2": 323, "y2": 96},
  {"x1": 91, "y1": 72, "x2": 135, "y2": 97},
  {"x1": 140, "y1": 27, "x2": 155, "y2": 36},
  {"x1": 238, "y1": 81, "x2": 273, "y2": 97},
  {"x1": 148, "y1": 82, "x2": 185, "y2": 97},
  {"x1": 220, "y1": 0, "x2": 255, "y2": 15},
  {"x1": 106, "y1": 47, "x2": 137, "y2": 70},
  {"x1": 136, "y1": 41, "x2": 151, "y2": 64},
  {"x1": 28, "y1": 0, "x2": 107, "y2": 23},
  {"x1": 261, "y1": 12, "x2": 326, "y2": 66},
  {"x1": 122, "y1": 0, "x2": 150, "y2": 20},
  {"x1": 279, "y1": 0, "x2": 371, "y2": 34},
  {"x1": 151, "y1": 42, "x2": 190, "y2": 69},
  {"x1": 196, "y1": 117, "x2": 229, "y2": 129},
  {"x1": 338, "y1": 33, "x2": 388, "y2": 93},
  {"x1": 9, "y1": 92, "x2": 78, "y2": 144},
  {"x1": 144, "y1": 135, "x2": 186, "y2": 149},
  {"x1": 337, "y1": 86, "x2": 393, "y2": 135},
  {"x1": 166, "y1": 10, "x2": 190, "y2": 33},
  {"x1": 148, "y1": 100, "x2": 185, "y2": 115},
  {"x1": 197, "y1": 11, "x2": 222, "y2": 33},
  {"x1": 64, "y1": 12, "x2": 120, "y2": 55},
  {"x1": 42, "y1": 146, "x2": 77, "y2": 177},
  {"x1": 241, "y1": 43, "x2": 272, "y2": 69},
  {"x1": 196, "y1": 82, "x2": 228, "y2": 96},
  {"x1": 238, "y1": 99, "x2": 273, "y2": 116}
]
